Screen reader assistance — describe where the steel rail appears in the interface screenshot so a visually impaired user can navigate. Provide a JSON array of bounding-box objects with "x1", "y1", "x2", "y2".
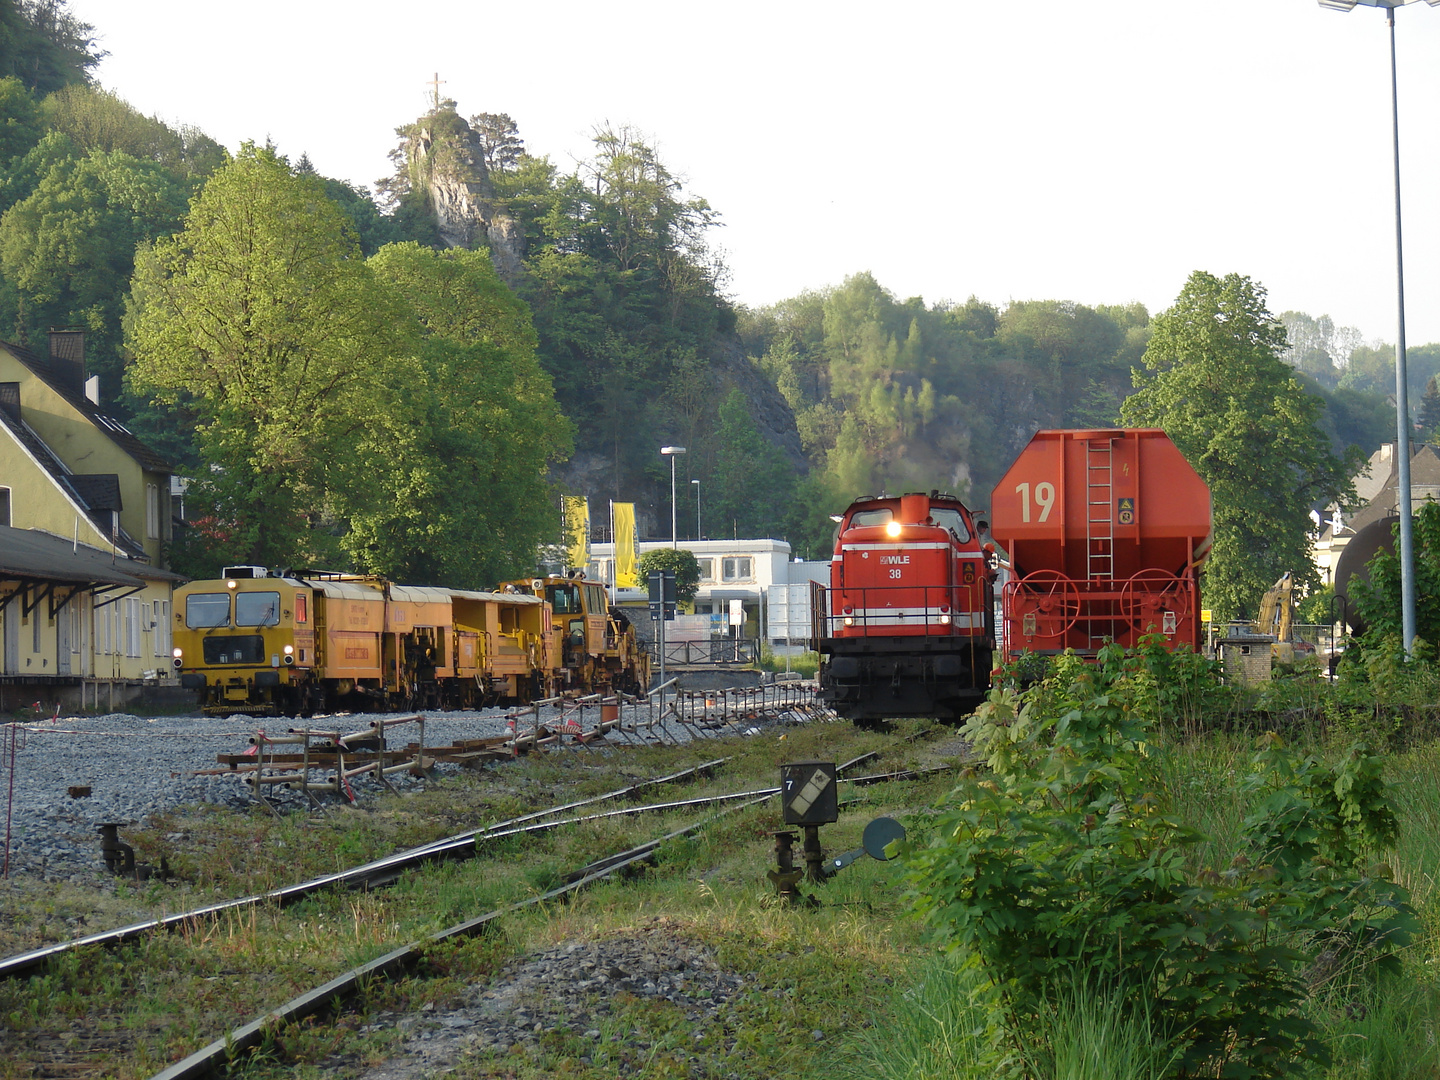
[
  {"x1": 147, "y1": 792, "x2": 778, "y2": 1080},
  {"x1": 144, "y1": 751, "x2": 929, "y2": 1078},
  {"x1": 0, "y1": 758, "x2": 729, "y2": 979}
]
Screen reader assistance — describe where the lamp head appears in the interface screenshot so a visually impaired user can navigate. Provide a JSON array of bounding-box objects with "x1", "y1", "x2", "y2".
[{"x1": 660, "y1": 445, "x2": 687, "y2": 456}]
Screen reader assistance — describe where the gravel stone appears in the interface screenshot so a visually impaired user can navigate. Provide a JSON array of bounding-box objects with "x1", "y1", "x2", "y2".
[
  {"x1": 346, "y1": 918, "x2": 750, "y2": 1079},
  {"x1": 0, "y1": 699, "x2": 767, "y2": 883}
]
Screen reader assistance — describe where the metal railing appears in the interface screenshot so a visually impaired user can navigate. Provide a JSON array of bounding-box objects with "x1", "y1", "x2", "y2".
[
  {"x1": 645, "y1": 638, "x2": 759, "y2": 666},
  {"x1": 813, "y1": 583, "x2": 987, "y2": 635}
]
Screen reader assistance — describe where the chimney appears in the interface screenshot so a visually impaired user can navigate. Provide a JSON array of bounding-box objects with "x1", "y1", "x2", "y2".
[{"x1": 48, "y1": 330, "x2": 86, "y2": 398}]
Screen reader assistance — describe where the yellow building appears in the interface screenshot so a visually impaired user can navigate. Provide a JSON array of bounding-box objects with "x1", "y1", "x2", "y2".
[{"x1": 0, "y1": 332, "x2": 183, "y2": 709}]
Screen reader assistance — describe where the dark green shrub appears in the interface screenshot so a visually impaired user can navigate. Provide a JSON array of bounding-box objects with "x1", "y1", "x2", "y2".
[{"x1": 901, "y1": 643, "x2": 1415, "y2": 1079}]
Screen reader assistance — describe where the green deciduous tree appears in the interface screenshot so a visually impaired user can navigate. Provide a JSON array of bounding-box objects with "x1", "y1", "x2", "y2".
[
  {"x1": 1350, "y1": 501, "x2": 1440, "y2": 657},
  {"x1": 126, "y1": 145, "x2": 414, "y2": 568},
  {"x1": 41, "y1": 84, "x2": 224, "y2": 181},
  {"x1": 0, "y1": 145, "x2": 187, "y2": 398},
  {"x1": 353, "y1": 242, "x2": 571, "y2": 586},
  {"x1": 1121, "y1": 271, "x2": 1358, "y2": 623},
  {"x1": 638, "y1": 547, "x2": 700, "y2": 603}
]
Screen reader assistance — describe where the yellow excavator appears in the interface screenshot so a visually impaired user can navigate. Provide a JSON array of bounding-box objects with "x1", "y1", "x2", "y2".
[{"x1": 1254, "y1": 572, "x2": 1315, "y2": 664}]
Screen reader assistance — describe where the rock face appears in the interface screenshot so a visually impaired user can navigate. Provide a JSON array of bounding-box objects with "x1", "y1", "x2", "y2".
[
  {"x1": 708, "y1": 335, "x2": 807, "y2": 473},
  {"x1": 405, "y1": 114, "x2": 525, "y2": 284}
]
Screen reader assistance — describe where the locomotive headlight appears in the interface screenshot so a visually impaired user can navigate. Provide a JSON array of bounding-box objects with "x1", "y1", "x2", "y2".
[
  {"x1": 172, "y1": 646, "x2": 183, "y2": 669},
  {"x1": 282, "y1": 643, "x2": 295, "y2": 665},
  {"x1": 226, "y1": 579, "x2": 238, "y2": 590},
  {"x1": 283, "y1": 644, "x2": 294, "y2": 654},
  {"x1": 939, "y1": 614, "x2": 952, "y2": 625},
  {"x1": 886, "y1": 521, "x2": 902, "y2": 538},
  {"x1": 843, "y1": 616, "x2": 854, "y2": 626}
]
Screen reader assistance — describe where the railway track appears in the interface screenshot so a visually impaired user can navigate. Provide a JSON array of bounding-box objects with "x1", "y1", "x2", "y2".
[
  {"x1": 0, "y1": 683, "x2": 963, "y2": 1079},
  {"x1": 144, "y1": 751, "x2": 930, "y2": 1080}
]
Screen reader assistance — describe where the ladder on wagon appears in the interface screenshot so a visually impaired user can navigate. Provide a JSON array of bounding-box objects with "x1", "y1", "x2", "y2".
[{"x1": 1085, "y1": 437, "x2": 1116, "y2": 648}]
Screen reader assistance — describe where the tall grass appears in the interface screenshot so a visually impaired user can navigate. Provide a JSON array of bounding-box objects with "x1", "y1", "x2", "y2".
[
  {"x1": 829, "y1": 952, "x2": 991, "y2": 1080},
  {"x1": 1033, "y1": 974, "x2": 1182, "y2": 1080}
]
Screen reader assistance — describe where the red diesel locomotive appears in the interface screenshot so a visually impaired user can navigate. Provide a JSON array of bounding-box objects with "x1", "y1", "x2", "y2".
[{"x1": 815, "y1": 491, "x2": 996, "y2": 725}]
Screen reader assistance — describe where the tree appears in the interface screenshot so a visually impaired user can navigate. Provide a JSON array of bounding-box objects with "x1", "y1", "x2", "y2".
[
  {"x1": 0, "y1": 146, "x2": 187, "y2": 400},
  {"x1": 40, "y1": 85, "x2": 224, "y2": 181},
  {"x1": 0, "y1": 0, "x2": 101, "y2": 95},
  {"x1": 0, "y1": 75, "x2": 40, "y2": 165},
  {"x1": 1120, "y1": 271, "x2": 1359, "y2": 623},
  {"x1": 638, "y1": 547, "x2": 700, "y2": 603},
  {"x1": 711, "y1": 388, "x2": 794, "y2": 539},
  {"x1": 352, "y1": 242, "x2": 572, "y2": 586},
  {"x1": 470, "y1": 112, "x2": 523, "y2": 174},
  {"x1": 1350, "y1": 501, "x2": 1440, "y2": 655},
  {"x1": 1420, "y1": 374, "x2": 1440, "y2": 443},
  {"x1": 126, "y1": 146, "x2": 414, "y2": 568}
]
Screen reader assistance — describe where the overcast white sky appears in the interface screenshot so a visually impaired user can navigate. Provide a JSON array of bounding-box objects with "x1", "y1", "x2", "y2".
[{"x1": 67, "y1": 0, "x2": 1440, "y2": 348}]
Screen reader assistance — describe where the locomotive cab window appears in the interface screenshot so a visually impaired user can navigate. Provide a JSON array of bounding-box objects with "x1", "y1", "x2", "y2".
[
  {"x1": 295, "y1": 594, "x2": 308, "y2": 624},
  {"x1": 849, "y1": 509, "x2": 894, "y2": 529},
  {"x1": 235, "y1": 591, "x2": 281, "y2": 626},
  {"x1": 930, "y1": 508, "x2": 971, "y2": 542},
  {"x1": 185, "y1": 593, "x2": 231, "y2": 628}
]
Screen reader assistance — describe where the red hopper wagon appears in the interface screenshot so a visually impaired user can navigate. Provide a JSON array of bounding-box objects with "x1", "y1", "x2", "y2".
[{"x1": 990, "y1": 428, "x2": 1211, "y2": 663}]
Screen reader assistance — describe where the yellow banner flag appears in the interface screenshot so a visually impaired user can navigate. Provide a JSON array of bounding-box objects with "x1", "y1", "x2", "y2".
[
  {"x1": 613, "y1": 502, "x2": 639, "y2": 588},
  {"x1": 563, "y1": 496, "x2": 589, "y2": 571}
]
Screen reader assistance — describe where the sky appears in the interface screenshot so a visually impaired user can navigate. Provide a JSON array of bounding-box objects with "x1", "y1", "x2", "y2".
[{"x1": 66, "y1": 0, "x2": 1440, "y2": 349}]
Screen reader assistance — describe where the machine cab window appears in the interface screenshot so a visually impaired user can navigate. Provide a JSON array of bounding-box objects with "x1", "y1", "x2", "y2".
[
  {"x1": 186, "y1": 593, "x2": 231, "y2": 628},
  {"x1": 235, "y1": 591, "x2": 281, "y2": 626},
  {"x1": 549, "y1": 584, "x2": 581, "y2": 614}
]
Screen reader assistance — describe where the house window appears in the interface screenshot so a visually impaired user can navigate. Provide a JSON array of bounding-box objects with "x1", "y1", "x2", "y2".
[
  {"x1": 695, "y1": 558, "x2": 714, "y2": 583},
  {"x1": 721, "y1": 557, "x2": 753, "y2": 583},
  {"x1": 0, "y1": 487, "x2": 9, "y2": 527},
  {"x1": 146, "y1": 483, "x2": 159, "y2": 539}
]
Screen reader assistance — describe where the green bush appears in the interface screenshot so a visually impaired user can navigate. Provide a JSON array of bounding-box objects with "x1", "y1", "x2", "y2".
[{"x1": 900, "y1": 643, "x2": 1415, "y2": 1079}]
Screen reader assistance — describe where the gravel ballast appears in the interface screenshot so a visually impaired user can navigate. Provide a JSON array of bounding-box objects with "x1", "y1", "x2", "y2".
[{"x1": 0, "y1": 701, "x2": 710, "y2": 884}]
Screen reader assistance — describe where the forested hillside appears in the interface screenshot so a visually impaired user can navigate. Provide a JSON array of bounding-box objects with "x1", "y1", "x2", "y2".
[{"x1": 0, "y1": 0, "x2": 1422, "y2": 585}]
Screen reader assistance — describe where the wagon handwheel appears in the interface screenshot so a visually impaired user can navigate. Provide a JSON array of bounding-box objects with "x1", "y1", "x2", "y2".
[
  {"x1": 1018, "y1": 570, "x2": 1080, "y2": 638},
  {"x1": 1119, "y1": 569, "x2": 1192, "y2": 630}
]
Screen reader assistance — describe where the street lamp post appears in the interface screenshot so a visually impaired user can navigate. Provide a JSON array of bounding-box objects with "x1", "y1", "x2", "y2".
[
  {"x1": 660, "y1": 446, "x2": 686, "y2": 549},
  {"x1": 1318, "y1": 0, "x2": 1437, "y2": 655},
  {"x1": 691, "y1": 479, "x2": 701, "y2": 540}
]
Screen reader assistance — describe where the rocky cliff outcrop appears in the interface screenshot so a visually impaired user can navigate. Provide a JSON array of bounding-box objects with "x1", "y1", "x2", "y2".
[{"x1": 404, "y1": 111, "x2": 525, "y2": 283}]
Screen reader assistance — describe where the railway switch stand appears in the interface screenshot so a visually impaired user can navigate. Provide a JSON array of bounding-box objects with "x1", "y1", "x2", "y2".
[
  {"x1": 780, "y1": 761, "x2": 838, "y2": 884},
  {"x1": 768, "y1": 831, "x2": 804, "y2": 901}
]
